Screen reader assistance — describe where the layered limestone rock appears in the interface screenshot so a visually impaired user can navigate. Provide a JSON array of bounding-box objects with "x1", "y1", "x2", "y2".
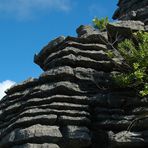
[
  {"x1": 0, "y1": 21, "x2": 148, "y2": 148},
  {"x1": 113, "y1": 0, "x2": 148, "y2": 24},
  {"x1": 0, "y1": 1, "x2": 148, "y2": 147},
  {"x1": 0, "y1": 28, "x2": 111, "y2": 148}
]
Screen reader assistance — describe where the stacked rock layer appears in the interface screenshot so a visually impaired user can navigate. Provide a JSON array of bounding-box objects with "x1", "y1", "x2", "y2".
[
  {"x1": 113, "y1": 0, "x2": 148, "y2": 23},
  {"x1": 0, "y1": 8, "x2": 148, "y2": 148}
]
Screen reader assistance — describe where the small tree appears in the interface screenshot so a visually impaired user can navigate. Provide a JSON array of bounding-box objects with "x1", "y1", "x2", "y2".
[{"x1": 92, "y1": 17, "x2": 109, "y2": 31}]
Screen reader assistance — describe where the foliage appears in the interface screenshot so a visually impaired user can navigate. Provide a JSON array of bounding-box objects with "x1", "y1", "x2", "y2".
[
  {"x1": 112, "y1": 31, "x2": 148, "y2": 96},
  {"x1": 92, "y1": 17, "x2": 147, "y2": 96},
  {"x1": 92, "y1": 17, "x2": 109, "y2": 31}
]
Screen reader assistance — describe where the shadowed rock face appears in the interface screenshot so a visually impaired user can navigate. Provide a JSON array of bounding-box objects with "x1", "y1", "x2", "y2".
[
  {"x1": 0, "y1": 2, "x2": 148, "y2": 148},
  {"x1": 113, "y1": 0, "x2": 148, "y2": 24}
]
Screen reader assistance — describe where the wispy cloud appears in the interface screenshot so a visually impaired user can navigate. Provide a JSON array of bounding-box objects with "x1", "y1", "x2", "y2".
[
  {"x1": 0, "y1": 80, "x2": 16, "y2": 100},
  {"x1": 0, "y1": 0, "x2": 71, "y2": 20}
]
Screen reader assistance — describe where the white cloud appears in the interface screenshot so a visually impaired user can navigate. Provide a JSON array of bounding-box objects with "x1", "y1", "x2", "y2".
[
  {"x1": 0, "y1": 80, "x2": 16, "y2": 100},
  {"x1": 0, "y1": 0, "x2": 71, "y2": 20}
]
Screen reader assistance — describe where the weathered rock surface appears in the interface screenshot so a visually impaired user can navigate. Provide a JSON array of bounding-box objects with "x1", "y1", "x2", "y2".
[
  {"x1": 113, "y1": 0, "x2": 148, "y2": 23},
  {"x1": 0, "y1": 1, "x2": 148, "y2": 147},
  {"x1": 107, "y1": 21, "x2": 145, "y2": 36},
  {"x1": 13, "y1": 144, "x2": 60, "y2": 148},
  {"x1": 108, "y1": 130, "x2": 148, "y2": 148}
]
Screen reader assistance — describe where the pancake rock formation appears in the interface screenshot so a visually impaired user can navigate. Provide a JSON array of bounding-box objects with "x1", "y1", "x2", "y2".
[{"x1": 0, "y1": 1, "x2": 148, "y2": 148}]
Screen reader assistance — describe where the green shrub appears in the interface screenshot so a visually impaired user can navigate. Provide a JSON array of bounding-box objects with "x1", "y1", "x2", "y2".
[
  {"x1": 112, "y1": 31, "x2": 148, "y2": 96},
  {"x1": 92, "y1": 17, "x2": 109, "y2": 31},
  {"x1": 92, "y1": 17, "x2": 147, "y2": 96}
]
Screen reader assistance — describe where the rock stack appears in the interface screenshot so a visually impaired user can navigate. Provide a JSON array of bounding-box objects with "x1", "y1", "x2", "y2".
[
  {"x1": 0, "y1": 26, "x2": 113, "y2": 148},
  {"x1": 113, "y1": 0, "x2": 148, "y2": 23},
  {"x1": 0, "y1": 1, "x2": 148, "y2": 148}
]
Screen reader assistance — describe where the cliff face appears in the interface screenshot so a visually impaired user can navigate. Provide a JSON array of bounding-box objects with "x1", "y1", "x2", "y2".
[
  {"x1": 0, "y1": 1, "x2": 148, "y2": 148},
  {"x1": 113, "y1": 0, "x2": 148, "y2": 23}
]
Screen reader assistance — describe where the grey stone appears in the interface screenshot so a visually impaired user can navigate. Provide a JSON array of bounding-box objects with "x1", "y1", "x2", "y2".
[
  {"x1": 58, "y1": 115, "x2": 91, "y2": 126},
  {"x1": 44, "y1": 54, "x2": 114, "y2": 72},
  {"x1": 34, "y1": 38, "x2": 109, "y2": 70},
  {"x1": 0, "y1": 124, "x2": 62, "y2": 147},
  {"x1": 0, "y1": 115, "x2": 57, "y2": 139},
  {"x1": 76, "y1": 25, "x2": 108, "y2": 43},
  {"x1": 113, "y1": 0, "x2": 148, "y2": 22},
  {"x1": 43, "y1": 47, "x2": 109, "y2": 67},
  {"x1": 108, "y1": 20, "x2": 144, "y2": 31},
  {"x1": 107, "y1": 21, "x2": 144, "y2": 41},
  {"x1": 108, "y1": 130, "x2": 148, "y2": 147},
  {"x1": 6, "y1": 77, "x2": 38, "y2": 95},
  {"x1": 76, "y1": 25, "x2": 98, "y2": 37},
  {"x1": 66, "y1": 34, "x2": 108, "y2": 45},
  {"x1": 12, "y1": 143, "x2": 60, "y2": 148},
  {"x1": 39, "y1": 66, "x2": 116, "y2": 89},
  {"x1": 34, "y1": 36, "x2": 65, "y2": 69},
  {"x1": 61, "y1": 126, "x2": 91, "y2": 148}
]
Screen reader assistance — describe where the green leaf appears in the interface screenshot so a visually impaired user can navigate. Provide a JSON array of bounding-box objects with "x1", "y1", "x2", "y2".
[
  {"x1": 110, "y1": 31, "x2": 148, "y2": 96},
  {"x1": 92, "y1": 17, "x2": 109, "y2": 31}
]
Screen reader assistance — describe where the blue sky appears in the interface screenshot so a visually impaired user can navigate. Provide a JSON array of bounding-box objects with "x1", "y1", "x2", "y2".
[{"x1": 0, "y1": 0, "x2": 117, "y2": 98}]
